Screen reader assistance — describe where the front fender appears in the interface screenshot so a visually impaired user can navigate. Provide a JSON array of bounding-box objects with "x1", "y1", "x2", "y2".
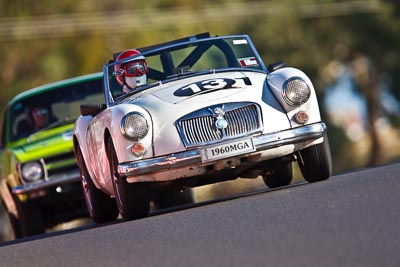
[
  {"x1": 73, "y1": 115, "x2": 96, "y2": 183},
  {"x1": 74, "y1": 115, "x2": 93, "y2": 162},
  {"x1": 267, "y1": 67, "x2": 321, "y2": 126},
  {"x1": 105, "y1": 104, "x2": 154, "y2": 164}
]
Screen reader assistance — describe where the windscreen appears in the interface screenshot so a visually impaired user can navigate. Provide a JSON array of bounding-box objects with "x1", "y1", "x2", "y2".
[
  {"x1": 9, "y1": 78, "x2": 103, "y2": 141},
  {"x1": 106, "y1": 36, "x2": 263, "y2": 101}
]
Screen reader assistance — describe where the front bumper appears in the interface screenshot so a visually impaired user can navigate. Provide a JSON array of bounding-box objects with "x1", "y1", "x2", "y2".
[
  {"x1": 118, "y1": 122, "x2": 327, "y2": 178},
  {"x1": 12, "y1": 169, "x2": 80, "y2": 195}
]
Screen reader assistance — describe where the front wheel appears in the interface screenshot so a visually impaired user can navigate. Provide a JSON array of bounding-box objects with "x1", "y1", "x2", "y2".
[
  {"x1": 7, "y1": 211, "x2": 21, "y2": 239},
  {"x1": 5, "y1": 182, "x2": 45, "y2": 238},
  {"x1": 75, "y1": 145, "x2": 118, "y2": 223},
  {"x1": 262, "y1": 162, "x2": 293, "y2": 188},
  {"x1": 297, "y1": 134, "x2": 332, "y2": 183},
  {"x1": 153, "y1": 188, "x2": 194, "y2": 210},
  {"x1": 15, "y1": 200, "x2": 45, "y2": 237},
  {"x1": 0, "y1": 199, "x2": 21, "y2": 240},
  {"x1": 107, "y1": 137, "x2": 150, "y2": 221}
]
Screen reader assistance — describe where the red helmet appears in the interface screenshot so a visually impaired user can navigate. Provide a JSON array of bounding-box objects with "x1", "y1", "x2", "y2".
[{"x1": 114, "y1": 49, "x2": 148, "y2": 86}]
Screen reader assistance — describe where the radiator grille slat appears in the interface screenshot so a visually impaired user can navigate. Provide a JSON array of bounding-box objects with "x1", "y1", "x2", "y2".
[
  {"x1": 178, "y1": 103, "x2": 262, "y2": 147},
  {"x1": 44, "y1": 151, "x2": 78, "y2": 178}
]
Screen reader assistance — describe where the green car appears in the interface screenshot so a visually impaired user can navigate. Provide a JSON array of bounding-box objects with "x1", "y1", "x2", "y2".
[{"x1": 0, "y1": 73, "x2": 103, "y2": 238}]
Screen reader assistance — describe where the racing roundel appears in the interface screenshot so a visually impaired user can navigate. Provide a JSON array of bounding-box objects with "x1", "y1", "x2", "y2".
[{"x1": 174, "y1": 77, "x2": 251, "y2": 97}]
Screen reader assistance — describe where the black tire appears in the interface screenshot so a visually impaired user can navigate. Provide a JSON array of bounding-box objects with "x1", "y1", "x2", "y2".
[
  {"x1": 1, "y1": 190, "x2": 22, "y2": 239},
  {"x1": 107, "y1": 137, "x2": 150, "y2": 221},
  {"x1": 15, "y1": 200, "x2": 45, "y2": 237},
  {"x1": 297, "y1": 134, "x2": 332, "y2": 183},
  {"x1": 5, "y1": 182, "x2": 45, "y2": 238},
  {"x1": 262, "y1": 162, "x2": 293, "y2": 188},
  {"x1": 75, "y1": 145, "x2": 118, "y2": 223},
  {"x1": 154, "y1": 188, "x2": 194, "y2": 210},
  {"x1": 7, "y1": 211, "x2": 22, "y2": 239},
  {"x1": 0, "y1": 198, "x2": 22, "y2": 240}
]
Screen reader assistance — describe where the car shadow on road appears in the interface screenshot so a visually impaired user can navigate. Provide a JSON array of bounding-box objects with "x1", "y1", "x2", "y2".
[{"x1": 0, "y1": 176, "x2": 309, "y2": 247}]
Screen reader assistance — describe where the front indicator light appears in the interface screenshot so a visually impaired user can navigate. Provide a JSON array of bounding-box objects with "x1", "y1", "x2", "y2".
[
  {"x1": 294, "y1": 111, "x2": 309, "y2": 124},
  {"x1": 131, "y1": 143, "x2": 146, "y2": 157}
]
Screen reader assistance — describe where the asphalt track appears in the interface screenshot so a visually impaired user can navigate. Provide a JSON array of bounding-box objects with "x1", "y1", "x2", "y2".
[{"x1": 0, "y1": 163, "x2": 399, "y2": 267}]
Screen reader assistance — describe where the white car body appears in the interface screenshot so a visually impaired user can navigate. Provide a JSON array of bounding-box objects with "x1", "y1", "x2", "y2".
[{"x1": 73, "y1": 33, "x2": 332, "y2": 222}]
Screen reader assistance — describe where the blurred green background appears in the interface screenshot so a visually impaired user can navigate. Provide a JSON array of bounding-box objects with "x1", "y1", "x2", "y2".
[
  {"x1": 2, "y1": 0, "x2": 399, "y2": 172},
  {"x1": 1, "y1": 0, "x2": 400, "y2": 240}
]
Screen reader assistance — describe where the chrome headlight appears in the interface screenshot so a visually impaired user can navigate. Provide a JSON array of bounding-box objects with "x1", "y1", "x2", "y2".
[
  {"x1": 121, "y1": 112, "x2": 149, "y2": 141},
  {"x1": 20, "y1": 161, "x2": 44, "y2": 183},
  {"x1": 282, "y1": 77, "x2": 311, "y2": 106}
]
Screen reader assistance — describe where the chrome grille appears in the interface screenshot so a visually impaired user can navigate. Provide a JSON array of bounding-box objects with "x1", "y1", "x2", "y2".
[
  {"x1": 44, "y1": 151, "x2": 79, "y2": 180},
  {"x1": 178, "y1": 102, "x2": 263, "y2": 147}
]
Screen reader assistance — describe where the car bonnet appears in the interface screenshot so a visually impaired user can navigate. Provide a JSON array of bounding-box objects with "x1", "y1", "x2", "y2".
[
  {"x1": 143, "y1": 71, "x2": 267, "y2": 105},
  {"x1": 11, "y1": 124, "x2": 74, "y2": 162}
]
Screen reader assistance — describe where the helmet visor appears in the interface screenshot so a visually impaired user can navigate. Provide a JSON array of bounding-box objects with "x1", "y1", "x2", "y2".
[{"x1": 123, "y1": 60, "x2": 148, "y2": 77}]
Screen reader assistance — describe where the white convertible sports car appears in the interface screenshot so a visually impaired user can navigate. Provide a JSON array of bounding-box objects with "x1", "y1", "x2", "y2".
[{"x1": 73, "y1": 33, "x2": 332, "y2": 222}]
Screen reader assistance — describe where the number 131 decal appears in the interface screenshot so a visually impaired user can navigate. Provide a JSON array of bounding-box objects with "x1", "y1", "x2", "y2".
[{"x1": 174, "y1": 77, "x2": 251, "y2": 97}]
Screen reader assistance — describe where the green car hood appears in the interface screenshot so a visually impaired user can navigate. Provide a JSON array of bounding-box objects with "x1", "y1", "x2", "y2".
[{"x1": 11, "y1": 124, "x2": 75, "y2": 163}]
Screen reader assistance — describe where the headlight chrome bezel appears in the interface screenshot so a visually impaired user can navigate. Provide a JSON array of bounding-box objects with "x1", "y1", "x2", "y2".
[
  {"x1": 20, "y1": 160, "x2": 45, "y2": 183},
  {"x1": 282, "y1": 77, "x2": 311, "y2": 106},
  {"x1": 120, "y1": 112, "x2": 149, "y2": 141}
]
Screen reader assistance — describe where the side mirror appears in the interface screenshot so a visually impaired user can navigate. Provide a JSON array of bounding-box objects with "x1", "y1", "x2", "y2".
[
  {"x1": 267, "y1": 61, "x2": 286, "y2": 72},
  {"x1": 80, "y1": 104, "x2": 106, "y2": 116}
]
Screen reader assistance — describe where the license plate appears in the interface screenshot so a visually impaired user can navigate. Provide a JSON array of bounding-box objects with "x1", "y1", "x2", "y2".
[{"x1": 200, "y1": 138, "x2": 255, "y2": 162}]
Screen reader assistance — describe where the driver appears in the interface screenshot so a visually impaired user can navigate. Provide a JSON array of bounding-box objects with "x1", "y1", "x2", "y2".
[
  {"x1": 31, "y1": 106, "x2": 51, "y2": 131},
  {"x1": 17, "y1": 105, "x2": 53, "y2": 137},
  {"x1": 114, "y1": 49, "x2": 149, "y2": 94}
]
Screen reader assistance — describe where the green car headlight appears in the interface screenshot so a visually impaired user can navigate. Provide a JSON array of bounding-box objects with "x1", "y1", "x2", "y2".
[
  {"x1": 20, "y1": 161, "x2": 44, "y2": 183},
  {"x1": 121, "y1": 112, "x2": 149, "y2": 141}
]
